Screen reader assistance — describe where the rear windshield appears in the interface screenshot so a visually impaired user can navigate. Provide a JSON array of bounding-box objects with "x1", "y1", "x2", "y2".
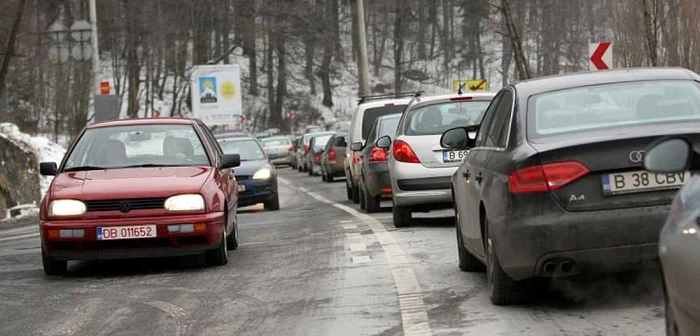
[
  {"x1": 379, "y1": 117, "x2": 400, "y2": 138},
  {"x1": 218, "y1": 139, "x2": 266, "y2": 161},
  {"x1": 261, "y1": 138, "x2": 291, "y2": 147},
  {"x1": 527, "y1": 80, "x2": 700, "y2": 142},
  {"x1": 362, "y1": 105, "x2": 406, "y2": 139},
  {"x1": 404, "y1": 101, "x2": 490, "y2": 136},
  {"x1": 312, "y1": 135, "x2": 333, "y2": 149}
]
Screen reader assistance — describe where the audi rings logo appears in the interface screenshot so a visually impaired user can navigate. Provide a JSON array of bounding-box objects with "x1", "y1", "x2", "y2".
[
  {"x1": 118, "y1": 200, "x2": 132, "y2": 213},
  {"x1": 629, "y1": 150, "x2": 646, "y2": 163}
]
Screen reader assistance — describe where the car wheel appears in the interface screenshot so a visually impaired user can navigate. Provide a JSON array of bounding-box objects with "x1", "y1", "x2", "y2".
[
  {"x1": 226, "y1": 215, "x2": 239, "y2": 250},
  {"x1": 308, "y1": 166, "x2": 314, "y2": 176},
  {"x1": 346, "y1": 181, "x2": 353, "y2": 200},
  {"x1": 455, "y1": 203, "x2": 485, "y2": 272},
  {"x1": 42, "y1": 248, "x2": 67, "y2": 276},
  {"x1": 297, "y1": 163, "x2": 303, "y2": 172},
  {"x1": 363, "y1": 179, "x2": 380, "y2": 213},
  {"x1": 666, "y1": 291, "x2": 680, "y2": 336},
  {"x1": 321, "y1": 170, "x2": 327, "y2": 182},
  {"x1": 485, "y1": 216, "x2": 525, "y2": 305},
  {"x1": 392, "y1": 200, "x2": 411, "y2": 227},
  {"x1": 351, "y1": 185, "x2": 360, "y2": 204},
  {"x1": 327, "y1": 174, "x2": 334, "y2": 183},
  {"x1": 264, "y1": 193, "x2": 280, "y2": 211},
  {"x1": 359, "y1": 181, "x2": 366, "y2": 210},
  {"x1": 205, "y1": 229, "x2": 229, "y2": 266}
]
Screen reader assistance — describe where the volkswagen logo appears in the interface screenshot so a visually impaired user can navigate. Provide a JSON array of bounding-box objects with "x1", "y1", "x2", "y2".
[
  {"x1": 118, "y1": 200, "x2": 132, "y2": 213},
  {"x1": 629, "y1": 150, "x2": 646, "y2": 163}
]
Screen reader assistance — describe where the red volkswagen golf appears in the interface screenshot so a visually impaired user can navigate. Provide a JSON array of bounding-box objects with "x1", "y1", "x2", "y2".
[{"x1": 38, "y1": 118, "x2": 241, "y2": 275}]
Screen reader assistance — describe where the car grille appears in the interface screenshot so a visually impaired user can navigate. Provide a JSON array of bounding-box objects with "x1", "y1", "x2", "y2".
[
  {"x1": 236, "y1": 175, "x2": 251, "y2": 181},
  {"x1": 85, "y1": 198, "x2": 167, "y2": 212}
]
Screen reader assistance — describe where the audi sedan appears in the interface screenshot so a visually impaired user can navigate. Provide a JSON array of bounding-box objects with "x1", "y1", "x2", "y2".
[
  {"x1": 38, "y1": 118, "x2": 241, "y2": 275},
  {"x1": 443, "y1": 67, "x2": 700, "y2": 305}
]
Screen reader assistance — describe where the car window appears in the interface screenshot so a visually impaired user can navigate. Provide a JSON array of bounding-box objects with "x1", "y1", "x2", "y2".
[
  {"x1": 378, "y1": 116, "x2": 400, "y2": 139},
  {"x1": 217, "y1": 139, "x2": 266, "y2": 161},
  {"x1": 313, "y1": 134, "x2": 333, "y2": 150},
  {"x1": 482, "y1": 90, "x2": 513, "y2": 148},
  {"x1": 261, "y1": 138, "x2": 291, "y2": 147},
  {"x1": 527, "y1": 80, "x2": 700, "y2": 142},
  {"x1": 366, "y1": 122, "x2": 378, "y2": 144},
  {"x1": 362, "y1": 105, "x2": 406, "y2": 139},
  {"x1": 62, "y1": 124, "x2": 211, "y2": 171},
  {"x1": 198, "y1": 122, "x2": 223, "y2": 159},
  {"x1": 475, "y1": 92, "x2": 504, "y2": 147},
  {"x1": 405, "y1": 101, "x2": 491, "y2": 136}
]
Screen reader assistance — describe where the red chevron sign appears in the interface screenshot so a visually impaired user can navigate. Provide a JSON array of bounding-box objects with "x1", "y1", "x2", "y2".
[{"x1": 589, "y1": 42, "x2": 613, "y2": 70}]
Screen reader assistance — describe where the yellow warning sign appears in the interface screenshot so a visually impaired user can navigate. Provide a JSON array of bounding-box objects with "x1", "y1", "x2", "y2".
[{"x1": 453, "y1": 79, "x2": 488, "y2": 92}]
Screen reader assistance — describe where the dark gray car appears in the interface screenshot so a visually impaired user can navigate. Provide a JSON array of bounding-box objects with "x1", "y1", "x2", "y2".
[
  {"x1": 305, "y1": 132, "x2": 335, "y2": 176},
  {"x1": 321, "y1": 132, "x2": 348, "y2": 183},
  {"x1": 354, "y1": 114, "x2": 400, "y2": 213}
]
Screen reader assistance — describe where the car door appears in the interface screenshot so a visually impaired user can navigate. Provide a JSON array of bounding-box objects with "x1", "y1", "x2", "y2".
[
  {"x1": 360, "y1": 121, "x2": 379, "y2": 181},
  {"x1": 334, "y1": 135, "x2": 347, "y2": 168},
  {"x1": 197, "y1": 122, "x2": 236, "y2": 234}
]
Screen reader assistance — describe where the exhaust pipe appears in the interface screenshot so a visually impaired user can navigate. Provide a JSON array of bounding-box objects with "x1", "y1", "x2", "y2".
[
  {"x1": 543, "y1": 261, "x2": 557, "y2": 274},
  {"x1": 559, "y1": 260, "x2": 574, "y2": 274}
]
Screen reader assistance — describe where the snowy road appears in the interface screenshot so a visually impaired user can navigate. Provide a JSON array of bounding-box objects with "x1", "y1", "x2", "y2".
[{"x1": 0, "y1": 168, "x2": 665, "y2": 335}]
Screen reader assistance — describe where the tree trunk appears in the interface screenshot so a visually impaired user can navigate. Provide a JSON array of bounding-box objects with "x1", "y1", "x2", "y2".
[
  {"x1": 393, "y1": 0, "x2": 403, "y2": 92},
  {"x1": 305, "y1": 35, "x2": 317, "y2": 95},
  {"x1": 417, "y1": 0, "x2": 426, "y2": 59},
  {"x1": 266, "y1": 33, "x2": 275, "y2": 128},
  {"x1": 320, "y1": 0, "x2": 334, "y2": 108},
  {"x1": 642, "y1": 0, "x2": 659, "y2": 66},
  {"x1": 502, "y1": 0, "x2": 532, "y2": 80},
  {"x1": 247, "y1": 0, "x2": 258, "y2": 95},
  {"x1": 272, "y1": 40, "x2": 286, "y2": 129},
  {"x1": 0, "y1": 0, "x2": 27, "y2": 99},
  {"x1": 350, "y1": 0, "x2": 359, "y2": 62},
  {"x1": 332, "y1": 0, "x2": 342, "y2": 61}
]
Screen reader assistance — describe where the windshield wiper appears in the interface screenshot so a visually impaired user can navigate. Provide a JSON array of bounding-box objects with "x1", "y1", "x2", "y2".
[
  {"x1": 121, "y1": 164, "x2": 181, "y2": 168},
  {"x1": 63, "y1": 165, "x2": 107, "y2": 172}
]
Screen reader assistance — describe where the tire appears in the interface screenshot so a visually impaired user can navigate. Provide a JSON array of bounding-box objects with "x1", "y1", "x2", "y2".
[
  {"x1": 359, "y1": 182, "x2": 366, "y2": 210},
  {"x1": 327, "y1": 174, "x2": 334, "y2": 182},
  {"x1": 485, "y1": 217, "x2": 526, "y2": 305},
  {"x1": 346, "y1": 181, "x2": 353, "y2": 200},
  {"x1": 455, "y1": 204, "x2": 485, "y2": 272},
  {"x1": 42, "y1": 248, "x2": 67, "y2": 276},
  {"x1": 205, "y1": 229, "x2": 229, "y2": 266},
  {"x1": 226, "y1": 215, "x2": 239, "y2": 250},
  {"x1": 363, "y1": 179, "x2": 380, "y2": 213},
  {"x1": 351, "y1": 185, "x2": 360, "y2": 204},
  {"x1": 264, "y1": 193, "x2": 280, "y2": 211},
  {"x1": 308, "y1": 166, "x2": 314, "y2": 176},
  {"x1": 666, "y1": 291, "x2": 680, "y2": 336},
  {"x1": 392, "y1": 200, "x2": 411, "y2": 227},
  {"x1": 297, "y1": 163, "x2": 303, "y2": 172}
]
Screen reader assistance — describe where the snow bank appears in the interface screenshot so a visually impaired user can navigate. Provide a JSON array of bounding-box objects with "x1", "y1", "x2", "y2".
[{"x1": 0, "y1": 123, "x2": 66, "y2": 197}]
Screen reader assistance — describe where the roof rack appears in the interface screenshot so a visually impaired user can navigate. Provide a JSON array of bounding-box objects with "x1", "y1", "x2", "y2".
[{"x1": 357, "y1": 91, "x2": 418, "y2": 105}]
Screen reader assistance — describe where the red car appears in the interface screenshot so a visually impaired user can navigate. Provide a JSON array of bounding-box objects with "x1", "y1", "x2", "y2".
[{"x1": 38, "y1": 118, "x2": 241, "y2": 275}]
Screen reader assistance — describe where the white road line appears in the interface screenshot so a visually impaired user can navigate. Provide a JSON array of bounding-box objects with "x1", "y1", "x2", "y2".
[
  {"x1": 340, "y1": 220, "x2": 354, "y2": 223},
  {"x1": 341, "y1": 224, "x2": 357, "y2": 230},
  {"x1": 291, "y1": 184, "x2": 433, "y2": 336},
  {"x1": 345, "y1": 233, "x2": 362, "y2": 242},
  {"x1": 0, "y1": 233, "x2": 39, "y2": 242},
  {"x1": 349, "y1": 243, "x2": 367, "y2": 252}
]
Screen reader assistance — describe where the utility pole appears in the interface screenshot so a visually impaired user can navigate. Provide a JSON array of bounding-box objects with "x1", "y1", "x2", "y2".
[
  {"x1": 356, "y1": 0, "x2": 370, "y2": 97},
  {"x1": 89, "y1": 0, "x2": 99, "y2": 94}
]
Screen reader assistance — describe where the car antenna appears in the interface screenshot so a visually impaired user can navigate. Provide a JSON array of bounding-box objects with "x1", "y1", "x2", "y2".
[{"x1": 457, "y1": 82, "x2": 465, "y2": 95}]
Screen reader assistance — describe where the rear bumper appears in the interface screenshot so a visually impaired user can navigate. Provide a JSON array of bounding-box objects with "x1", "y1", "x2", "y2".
[
  {"x1": 494, "y1": 204, "x2": 667, "y2": 280},
  {"x1": 238, "y1": 178, "x2": 278, "y2": 207},
  {"x1": 364, "y1": 163, "x2": 392, "y2": 198},
  {"x1": 271, "y1": 155, "x2": 292, "y2": 165},
  {"x1": 390, "y1": 161, "x2": 456, "y2": 207},
  {"x1": 324, "y1": 162, "x2": 345, "y2": 176},
  {"x1": 41, "y1": 212, "x2": 225, "y2": 261}
]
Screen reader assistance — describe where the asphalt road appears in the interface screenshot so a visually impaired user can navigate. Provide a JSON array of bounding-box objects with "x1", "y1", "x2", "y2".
[{"x1": 0, "y1": 168, "x2": 665, "y2": 336}]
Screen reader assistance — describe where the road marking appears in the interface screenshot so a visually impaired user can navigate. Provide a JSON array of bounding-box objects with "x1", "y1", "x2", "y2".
[
  {"x1": 349, "y1": 243, "x2": 367, "y2": 252},
  {"x1": 299, "y1": 187, "x2": 308, "y2": 192},
  {"x1": 278, "y1": 177, "x2": 433, "y2": 336},
  {"x1": 345, "y1": 233, "x2": 362, "y2": 241},
  {"x1": 0, "y1": 233, "x2": 39, "y2": 242},
  {"x1": 342, "y1": 224, "x2": 357, "y2": 230},
  {"x1": 340, "y1": 220, "x2": 353, "y2": 223}
]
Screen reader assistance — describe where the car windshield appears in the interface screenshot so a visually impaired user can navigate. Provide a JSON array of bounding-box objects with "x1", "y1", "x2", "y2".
[
  {"x1": 362, "y1": 105, "x2": 406, "y2": 139},
  {"x1": 527, "y1": 80, "x2": 700, "y2": 142},
  {"x1": 379, "y1": 116, "x2": 400, "y2": 138},
  {"x1": 312, "y1": 135, "x2": 333, "y2": 150},
  {"x1": 261, "y1": 137, "x2": 291, "y2": 147},
  {"x1": 218, "y1": 139, "x2": 266, "y2": 161},
  {"x1": 404, "y1": 101, "x2": 490, "y2": 136},
  {"x1": 62, "y1": 124, "x2": 210, "y2": 171}
]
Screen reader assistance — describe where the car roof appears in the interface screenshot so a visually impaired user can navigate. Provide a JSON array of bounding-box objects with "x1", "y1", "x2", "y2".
[
  {"x1": 261, "y1": 136, "x2": 290, "y2": 141},
  {"x1": 216, "y1": 136, "x2": 258, "y2": 142},
  {"x1": 304, "y1": 130, "x2": 335, "y2": 137},
  {"x1": 88, "y1": 117, "x2": 193, "y2": 129},
  {"x1": 357, "y1": 97, "x2": 412, "y2": 109},
  {"x1": 511, "y1": 67, "x2": 700, "y2": 96}
]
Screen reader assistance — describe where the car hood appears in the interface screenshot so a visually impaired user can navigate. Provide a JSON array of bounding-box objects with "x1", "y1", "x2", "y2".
[
  {"x1": 50, "y1": 166, "x2": 213, "y2": 200},
  {"x1": 235, "y1": 160, "x2": 269, "y2": 177}
]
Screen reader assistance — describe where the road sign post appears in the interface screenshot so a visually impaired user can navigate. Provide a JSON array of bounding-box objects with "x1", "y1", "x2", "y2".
[
  {"x1": 589, "y1": 42, "x2": 613, "y2": 71},
  {"x1": 93, "y1": 95, "x2": 119, "y2": 122}
]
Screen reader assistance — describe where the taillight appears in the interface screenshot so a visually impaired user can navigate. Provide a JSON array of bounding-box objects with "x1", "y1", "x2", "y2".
[
  {"x1": 288, "y1": 144, "x2": 293, "y2": 151},
  {"x1": 508, "y1": 161, "x2": 589, "y2": 194},
  {"x1": 329, "y1": 149, "x2": 336, "y2": 162},
  {"x1": 315, "y1": 153, "x2": 321, "y2": 162},
  {"x1": 392, "y1": 140, "x2": 420, "y2": 163},
  {"x1": 369, "y1": 147, "x2": 388, "y2": 162},
  {"x1": 304, "y1": 144, "x2": 310, "y2": 152},
  {"x1": 353, "y1": 152, "x2": 361, "y2": 164}
]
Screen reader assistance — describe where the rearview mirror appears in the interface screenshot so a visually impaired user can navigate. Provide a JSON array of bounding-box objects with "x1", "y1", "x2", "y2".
[
  {"x1": 644, "y1": 138, "x2": 691, "y2": 173},
  {"x1": 376, "y1": 136, "x2": 391, "y2": 149},
  {"x1": 441, "y1": 125, "x2": 478, "y2": 149},
  {"x1": 128, "y1": 131, "x2": 152, "y2": 142},
  {"x1": 40, "y1": 162, "x2": 57, "y2": 176},
  {"x1": 220, "y1": 154, "x2": 241, "y2": 169},
  {"x1": 350, "y1": 142, "x2": 363, "y2": 151}
]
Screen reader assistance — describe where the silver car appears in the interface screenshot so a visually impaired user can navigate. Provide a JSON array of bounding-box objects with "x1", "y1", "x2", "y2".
[
  {"x1": 260, "y1": 136, "x2": 293, "y2": 166},
  {"x1": 378, "y1": 92, "x2": 496, "y2": 227}
]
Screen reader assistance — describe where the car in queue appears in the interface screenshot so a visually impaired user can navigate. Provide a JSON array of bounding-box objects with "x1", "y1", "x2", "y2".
[
  {"x1": 297, "y1": 130, "x2": 335, "y2": 173},
  {"x1": 216, "y1": 136, "x2": 280, "y2": 211},
  {"x1": 346, "y1": 94, "x2": 413, "y2": 204},
  {"x1": 305, "y1": 132, "x2": 335, "y2": 176},
  {"x1": 260, "y1": 136, "x2": 293, "y2": 167},
  {"x1": 643, "y1": 138, "x2": 700, "y2": 336},
  {"x1": 38, "y1": 118, "x2": 241, "y2": 275},
  {"x1": 353, "y1": 114, "x2": 401, "y2": 213},
  {"x1": 290, "y1": 136, "x2": 301, "y2": 169},
  {"x1": 441, "y1": 67, "x2": 700, "y2": 305},
  {"x1": 320, "y1": 132, "x2": 348, "y2": 183},
  {"x1": 377, "y1": 92, "x2": 496, "y2": 227}
]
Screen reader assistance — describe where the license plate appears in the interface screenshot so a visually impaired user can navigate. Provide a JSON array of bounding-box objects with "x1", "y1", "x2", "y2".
[
  {"x1": 602, "y1": 170, "x2": 691, "y2": 195},
  {"x1": 442, "y1": 150, "x2": 468, "y2": 163},
  {"x1": 97, "y1": 225, "x2": 156, "y2": 240},
  {"x1": 239, "y1": 183, "x2": 246, "y2": 192}
]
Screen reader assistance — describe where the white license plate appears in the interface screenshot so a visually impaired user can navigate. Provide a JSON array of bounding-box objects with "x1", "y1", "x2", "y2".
[
  {"x1": 602, "y1": 170, "x2": 691, "y2": 195},
  {"x1": 442, "y1": 150, "x2": 469, "y2": 163},
  {"x1": 239, "y1": 183, "x2": 246, "y2": 192},
  {"x1": 97, "y1": 225, "x2": 157, "y2": 240}
]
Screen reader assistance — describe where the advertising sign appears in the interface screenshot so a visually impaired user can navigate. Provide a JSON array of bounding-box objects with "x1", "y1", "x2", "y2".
[{"x1": 191, "y1": 64, "x2": 242, "y2": 126}]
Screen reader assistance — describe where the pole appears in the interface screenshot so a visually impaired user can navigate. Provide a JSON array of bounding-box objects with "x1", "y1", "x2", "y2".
[
  {"x1": 88, "y1": 0, "x2": 99, "y2": 122},
  {"x1": 356, "y1": 0, "x2": 370, "y2": 97}
]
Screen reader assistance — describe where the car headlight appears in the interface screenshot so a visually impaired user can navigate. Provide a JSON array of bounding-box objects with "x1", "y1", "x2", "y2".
[
  {"x1": 49, "y1": 199, "x2": 86, "y2": 217},
  {"x1": 164, "y1": 194, "x2": 205, "y2": 212},
  {"x1": 253, "y1": 166, "x2": 272, "y2": 180}
]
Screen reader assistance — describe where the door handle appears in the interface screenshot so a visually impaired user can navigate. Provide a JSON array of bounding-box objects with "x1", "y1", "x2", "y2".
[
  {"x1": 475, "y1": 172, "x2": 483, "y2": 183},
  {"x1": 462, "y1": 170, "x2": 470, "y2": 179}
]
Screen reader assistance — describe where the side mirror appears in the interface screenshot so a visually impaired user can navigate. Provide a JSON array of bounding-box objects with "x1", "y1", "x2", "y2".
[
  {"x1": 40, "y1": 162, "x2": 58, "y2": 176},
  {"x1": 376, "y1": 136, "x2": 392, "y2": 149},
  {"x1": 644, "y1": 138, "x2": 691, "y2": 173},
  {"x1": 350, "y1": 142, "x2": 363, "y2": 151},
  {"x1": 441, "y1": 126, "x2": 477, "y2": 149},
  {"x1": 220, "y1": 154, "x2": 241, "y2": 169}
]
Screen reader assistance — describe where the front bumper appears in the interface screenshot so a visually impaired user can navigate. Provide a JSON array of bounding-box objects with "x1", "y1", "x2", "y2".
[
  {"x1": 494, "y1": 204, "x2": 667, "y2": 280},
  {"x1": 41, "y1": 212, "x2": 225, "y2": 261},
  {"x1": 238, "y1": 177, "x2": 278, "y2": 207}
]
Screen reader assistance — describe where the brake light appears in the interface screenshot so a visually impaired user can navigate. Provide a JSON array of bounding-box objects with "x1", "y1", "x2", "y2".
[
  {"x1": 304, "y1": 144, "x2": 310, "y2": 152},
  {"x1": 288, "y1": 144, "x2": 293, "y2": 151},
  {"x1": 329, "y1": 149, "x2": 336, "y2": 162},
  {"x1": 353, "y1": 152, "x2": 361, "y2": 164},
  {"x1": 369, "y1": 147, "x2": 388, "y2": 162},
  {"x1": 392, "y1": 140, "x2": 420, "y2": 163},
  {"x1": 315, "y1": 153, "x2": 321, "y2": 162},
  {"x1": 385, "y1": 103, "x2": 395, "y2": 106},
  {"x1": 450, "y1": 96, "x2": 473, "y2": 101},
  {"x1": 508, "y1": 161, "x2": 589, "y2": 194}
]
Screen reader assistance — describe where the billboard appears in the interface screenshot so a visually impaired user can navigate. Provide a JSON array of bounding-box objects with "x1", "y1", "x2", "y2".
[{"x1": 190, "y1": 64, "x2": 242, "y2": 126}]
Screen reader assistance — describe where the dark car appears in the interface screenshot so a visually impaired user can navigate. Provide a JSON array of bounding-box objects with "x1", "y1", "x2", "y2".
[
  {"x1": 442, "y1": 67, "x2": 700, "y2": 305},
  {"x1": 320, "y1": 132, "x2": 348, "y2": 183},
  {"x1": 354, "y1": 114, "x2": 401, "y2": 213},
  {"x1": 296, "y1": 131, "x2": 334, "y2": 172},
  {"x1": 290, "y1": 137, "x2": 301, "y2": 169},
  {"x1": 216, "y1": 137, "x2": 280, "y2": 211},
  {"x1": 305, "y1": 132, "x2": 335, "y2": 176},
  {"x1": 38, "y1": 118, "x2": 241, "y2": 275}
]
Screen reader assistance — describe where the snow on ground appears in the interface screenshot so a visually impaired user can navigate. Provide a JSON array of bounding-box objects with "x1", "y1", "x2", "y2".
[{"x1": 0, "y1": 123, "x2": 66, "y2": 198}]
